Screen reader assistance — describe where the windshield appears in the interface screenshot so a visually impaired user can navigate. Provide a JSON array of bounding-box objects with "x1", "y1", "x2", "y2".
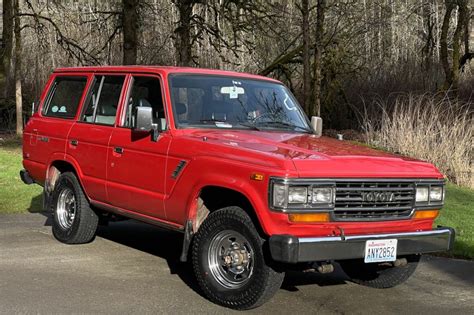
[{"x1": 169, "y1": 75, "x2": 311, "y2": 133}]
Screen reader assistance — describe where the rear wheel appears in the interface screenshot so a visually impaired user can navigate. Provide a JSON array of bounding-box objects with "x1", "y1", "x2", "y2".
[
  {"x1": 51, "y1": 172, "x2": 98, "y2": 244},
  {"x1": 192, "y1": 206, "x2": 284, "y2": 310},
  {"x1": 340, "y1": 254, "x2": 421, "y2": 288}
]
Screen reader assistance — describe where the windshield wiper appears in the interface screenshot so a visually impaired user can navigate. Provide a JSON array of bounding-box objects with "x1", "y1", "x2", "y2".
[
  {"x1": 237, "y1": 122, "x2": 261, "y2": 130},
  {"x1": 256, "y1": 121, "x2": 312, "y2": 133},
  {"x1": 199, "y1": 119, "x2": 226, "y2": 124}
]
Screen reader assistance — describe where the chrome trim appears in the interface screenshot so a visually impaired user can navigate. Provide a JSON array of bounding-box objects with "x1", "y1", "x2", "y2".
[
  {"x1": 268, "y1": 177, "x2": 445, "y2": 221},
  {"x1": 298, "y1": 229, "x2": 452, "y2": 243},
  {"x1": 269, "y1": 227, "x2": 455, "y2": 263}
]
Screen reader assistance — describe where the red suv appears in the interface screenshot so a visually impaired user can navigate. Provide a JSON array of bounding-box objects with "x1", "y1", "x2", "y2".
[{"x1": 21, "y1": 66, "x2": 454, "y2": 309}]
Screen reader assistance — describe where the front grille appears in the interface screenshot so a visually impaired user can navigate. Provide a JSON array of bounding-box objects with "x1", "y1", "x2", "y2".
[{"x1": 334, "y1": 181, "x2": 415, "y2": 221}]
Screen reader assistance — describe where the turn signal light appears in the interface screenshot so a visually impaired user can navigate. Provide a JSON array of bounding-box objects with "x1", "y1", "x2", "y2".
[
  {"x1": 288, "y1": 213, "x2": 330, "y2": 223},
  {"x1": 413, "y1": 210, "x2": 439, "y2": 220},
  {"x1": 250, "y1": 173, "x2": 264, "y2": 181}
]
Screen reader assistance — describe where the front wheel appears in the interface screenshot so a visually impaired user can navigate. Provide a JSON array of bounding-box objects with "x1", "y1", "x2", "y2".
[
  {"x1": 192, "y1": 207, "x2": 284, "y2": 310},
  {"x1": 340, "y1": 254, "x2": 421, "y2": 288}
]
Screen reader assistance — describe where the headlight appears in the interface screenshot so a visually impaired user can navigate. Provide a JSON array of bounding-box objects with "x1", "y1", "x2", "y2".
[
  {"x1": 415, "y1": 184, "x2": 444, "y2": 206},
  {"x1": 415, "y1": 186, "x2": 429, "y2": 203},
  {"x1": 429, "y1": 186, "x2": 444, "y2": 202},
  {"x1": 272, "y1": 183, "x2": 287, "y2": 207},
  {"x1": 270, "y1": 180, "x2": 335, "y2": 211},
  {"x1": 312, "y1": 187, "x2": 334, "y2": 204},
  {"x1": 288, "y1": 186, "x2": 308, "y2": 204}
]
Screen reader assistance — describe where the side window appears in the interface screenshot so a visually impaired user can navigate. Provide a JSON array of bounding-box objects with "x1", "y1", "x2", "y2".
[
  {"x1": 43, "y1": 76, "x2": 87, "y2": 119},
  {"x1": 81, "y1": 75, "x2": 125, "y2": 125},
  {"x1": 123, "y1": 76, "x2": 166, "y2": 129}
]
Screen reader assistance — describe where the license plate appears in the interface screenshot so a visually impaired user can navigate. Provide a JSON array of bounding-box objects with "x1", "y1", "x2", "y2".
[{"x1": 364, "y1": 239, "x2": 398, "y2": 263}]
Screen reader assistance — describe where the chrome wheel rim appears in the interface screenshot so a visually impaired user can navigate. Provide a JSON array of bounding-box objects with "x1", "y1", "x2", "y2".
[
  {"x1": 56, "y1": 187, "x2": 76, "y2": 230},
  {"x1": 208, "y1": 230, "x2": 254, "y2": 289}
]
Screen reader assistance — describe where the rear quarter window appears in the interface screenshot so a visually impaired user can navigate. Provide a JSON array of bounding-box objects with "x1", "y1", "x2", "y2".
[{"x1": 43, "y1": 76, "x2": 88, "y2": 119}]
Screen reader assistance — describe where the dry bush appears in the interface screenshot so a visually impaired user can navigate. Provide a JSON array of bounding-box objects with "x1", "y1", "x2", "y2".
[{"x1": 361, "y1": 94, "x2": 473, "y2": 188}]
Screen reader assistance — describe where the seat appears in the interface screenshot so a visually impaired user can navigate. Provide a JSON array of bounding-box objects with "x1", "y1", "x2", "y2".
[{"x1": 95, "y1": 104, "x2": 116, "y2": 125}]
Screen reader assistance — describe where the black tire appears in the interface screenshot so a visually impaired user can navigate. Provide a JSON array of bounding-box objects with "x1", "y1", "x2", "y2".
[
  {"x1": 192, "y1": 206, "x2": 284, "y2": 310},
  {"x1": 51, "y1": 172, "x2": 98, "y2": 244},
  {"x1": 340, "y1": 254, "x2": 421, "y2": 288}
]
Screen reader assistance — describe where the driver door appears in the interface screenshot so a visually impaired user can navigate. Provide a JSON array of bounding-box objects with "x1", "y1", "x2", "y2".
[{"x1": 106, "y1": 75, "x2": 170, "y2": 220}]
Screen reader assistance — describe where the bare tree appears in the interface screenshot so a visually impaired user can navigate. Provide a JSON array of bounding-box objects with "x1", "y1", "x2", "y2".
[
  {"x1": 440, "y1": 0, "x2": 469, "y2": 91},
  {"x1": 2, "y1": 0, "x2": 14, "y2": 99},
  {"x1": 311, "y1": 0, "x2": 325, "y2": 117},
  {"x1": 173, "y1": 0, "x2": 195, "y2": 66},
  {"x1": 301, "y1": 0, "x2": 311, "y2": 114},
  {"x1": 14, "y1": 0, "x2": 23, "y2": 135},
  {"x1": 122, "y1": 0, "x2": 139, "y2": 65}
]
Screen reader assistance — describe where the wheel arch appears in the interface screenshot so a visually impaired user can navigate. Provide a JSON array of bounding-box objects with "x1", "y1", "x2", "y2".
[
  {"x1": 45, "y1": 153, "x2": 88, "y2": 200},
  {"x1": 187, "y1": 183, "x2": 268, "y2": 237}
]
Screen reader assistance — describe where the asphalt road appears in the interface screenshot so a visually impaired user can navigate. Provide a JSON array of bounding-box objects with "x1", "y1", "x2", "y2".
[{"x1": 0, "y1": 213, "x2": 473, "y2": 314}]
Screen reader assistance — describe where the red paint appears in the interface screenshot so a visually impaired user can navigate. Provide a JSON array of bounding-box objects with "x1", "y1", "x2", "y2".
[{"x1": 23, "y1": 66, "x2": 444, "y2": 238}]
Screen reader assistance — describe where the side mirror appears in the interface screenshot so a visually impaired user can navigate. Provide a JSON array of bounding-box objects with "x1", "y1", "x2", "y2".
[
  {"x1": 311, "y1": 116, "x2": 323, "y2": 137},
  {"x1": 135, "y1": 106, "x2": 159, "y2": 141}
]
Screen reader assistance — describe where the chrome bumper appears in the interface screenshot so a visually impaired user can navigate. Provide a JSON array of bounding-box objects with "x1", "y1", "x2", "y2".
[{"x1": 269, "y1": 227, "x2": 455, "y2": 263}]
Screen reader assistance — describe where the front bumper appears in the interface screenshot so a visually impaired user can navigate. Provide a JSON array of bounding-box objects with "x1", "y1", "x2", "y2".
[{"x1": 269, "y1": 227, "x2": 455, "y2": 263}]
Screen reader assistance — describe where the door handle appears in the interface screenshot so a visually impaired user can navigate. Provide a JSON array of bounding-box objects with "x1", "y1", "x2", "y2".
[
  {"x1": 70, "y1": 139, "x2": 78, "y2": 146},
  {"x1": 114, "y1": 147, "x2": 124, "y2": 154}
]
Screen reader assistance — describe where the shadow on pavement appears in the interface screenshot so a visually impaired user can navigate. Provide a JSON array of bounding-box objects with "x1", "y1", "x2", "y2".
[
  {"x1": 421, "y1": 255, "x2": 474, "y2": 286},
  {"x1": 28, "y1": 194, "x2": 53, "y2": 226},
  {"x1": 96, "y1": 220, "x2": 203, "y2": 296},
  {"x1": 93, "y1": 219, "x2": 349, "y2": 294}
]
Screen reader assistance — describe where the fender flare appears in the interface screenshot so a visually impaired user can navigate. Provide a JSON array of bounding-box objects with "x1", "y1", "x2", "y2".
[
  {"x1": 185, "y1": 175, "x2": 270, "y2": 235},
  {"x1": 45, "y1": 153, "x2": 89, "y2": 199}
]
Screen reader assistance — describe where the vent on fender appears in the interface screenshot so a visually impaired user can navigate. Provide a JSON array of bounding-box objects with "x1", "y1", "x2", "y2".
[{"x1": 171, "y1": 160, "x2": 187, "y2": 179}]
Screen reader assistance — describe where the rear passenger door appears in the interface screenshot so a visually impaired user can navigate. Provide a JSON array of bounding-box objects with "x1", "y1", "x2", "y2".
[
  {"x1": 106, "y1": 75, "x2": 169, "y2": 220},
  {"x1": 24, "y1": 75, "x2": 89, "y2": 183},
  {"x1": 66, "y1": 75, "x2": 127, "y2": 203}
]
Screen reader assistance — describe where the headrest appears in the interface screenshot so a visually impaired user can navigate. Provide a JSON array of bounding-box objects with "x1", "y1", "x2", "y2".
[
  {"x1": 138, "y1": 98, "x2": 153, "y2": 108},
  {"x1": 99, "y1": 104, "x2": 116, "y2": 116},
  {"x1": 176, "y1": 102, "x2": 187, "y2": 115}
]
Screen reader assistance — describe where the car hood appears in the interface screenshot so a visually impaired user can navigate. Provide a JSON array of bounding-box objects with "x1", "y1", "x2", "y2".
[{"x1": 182, "y1": 129, "x2": 442, "y2": 178}]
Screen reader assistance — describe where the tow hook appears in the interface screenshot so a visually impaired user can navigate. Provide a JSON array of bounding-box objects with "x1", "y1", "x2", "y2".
[{"x1": 303, "y1": 262, "x2": 334, "y2": 274}]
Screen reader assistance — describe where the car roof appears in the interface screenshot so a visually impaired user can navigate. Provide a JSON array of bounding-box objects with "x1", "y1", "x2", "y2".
[{"x1": 54, "y1": 66, "x2": 280, "y2": 83}]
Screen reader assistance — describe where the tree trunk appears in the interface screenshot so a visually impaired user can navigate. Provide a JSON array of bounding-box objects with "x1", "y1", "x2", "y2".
[
  {"x1": 440, "y1": 0, "x2": 470, "y2": 91},
  {"x1": 440, "y1": 1, "x2": 454, "y2": 90},
  {"x1": 122, "y1": 0, "x2": 139, "y2": 65},
  {"x1": 311, "y1": 0, "x2": 326, "y2": 117},
  {"x1": 302, "y1": 0, "x2": 311, "y2": 114},
  {"x1": 14, "y1": 0, "x2": 22, "y2": 135},
  {"x1": 2, "y1": 0, "x2": 14, "y2": 99},
  {"x1": 174, "y1": 1, "x2": 194, "y2": 66},
  {"x1": 451, "y1": 0, "x2": 468, "y2": 90}
]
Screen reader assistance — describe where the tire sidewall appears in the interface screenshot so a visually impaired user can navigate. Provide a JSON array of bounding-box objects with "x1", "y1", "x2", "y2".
[
  {"x1": 193, "y1": 207, "x2": 273, "y2": 307},
  {"x1": 51, "y1": 174, "x2": 82, "y2": 242},
  {"x1": 340, "y1": 254, "x2": 421, "y2": 288}
]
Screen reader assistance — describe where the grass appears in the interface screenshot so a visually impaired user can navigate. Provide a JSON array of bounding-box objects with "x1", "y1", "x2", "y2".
[
  {"x1": 0, "y1": 141, "x2": 472, "y2": 259},
  {"x1": 435, "y1": 183, "x2": 474, "y2": 259},
  {"x1": 0, "y1": 137, "x2": 42, "y2": 213},
  {"x1": 362, "y1": 94, "x2": 473, "y2": 188}
]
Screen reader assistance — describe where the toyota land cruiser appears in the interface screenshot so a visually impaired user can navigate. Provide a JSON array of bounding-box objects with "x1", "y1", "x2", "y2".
[{"x1": 20, "y1": 66, "x2": 454, "y2": 309}]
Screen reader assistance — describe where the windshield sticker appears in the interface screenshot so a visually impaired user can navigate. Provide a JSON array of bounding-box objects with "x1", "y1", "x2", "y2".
[
  {"x1": 283, "y1": 93, "x2": 296, "y2": 111},
  {"x1": 215, "y1": 122, "x2": 233, "y2": 128},
  {"x1": 220, "y1": 86, "x2": 245, "y2": 99}
]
